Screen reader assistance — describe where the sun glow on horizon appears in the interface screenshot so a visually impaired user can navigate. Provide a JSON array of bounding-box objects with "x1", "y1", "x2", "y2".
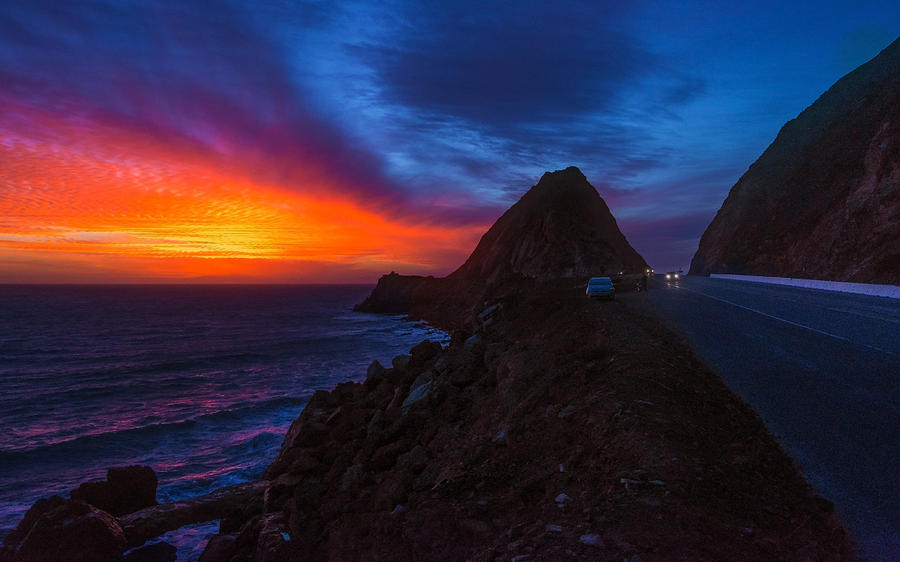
[{"x1": 0, "y1": 101, "x2": 486, "y2": 283}]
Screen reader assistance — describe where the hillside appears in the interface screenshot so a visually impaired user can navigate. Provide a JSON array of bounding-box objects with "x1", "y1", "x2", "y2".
[
  {"x1": 355, "y1": 167, "x2": 648, "y2": 320},
  {"x1": 246, "y1": 281, "x2": 852, "y2": 560},
  {"x1": 450, "y1": 167, "x2": 647, "y2": 283},
  {"x1": 691, "y1": 37, "x2": 900, "y2": 283}
]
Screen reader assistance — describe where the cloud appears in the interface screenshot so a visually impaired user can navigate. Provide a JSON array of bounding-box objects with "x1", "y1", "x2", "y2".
[
  {"x1": 355, "y1": 1, "x2": 655, "y2": 128},
  {"x1": 0, "y1": 0, "x2": 442, "y2": 222},
  {"x1": 2, "y1": 0, "x2": 712, "y2": 226},
  {"x1": 326, "y1": 0, "x2": 712, "y2": 212},
  {"x1": 11, "y1": 0, "x2": 844, "y2": 284}
]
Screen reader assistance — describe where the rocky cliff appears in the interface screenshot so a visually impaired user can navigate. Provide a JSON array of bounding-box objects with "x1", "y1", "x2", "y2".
[
  {"x1": 691, "y1": 37, "x2": 900, "y2": 283},
  {"x1": 209, "y1": 280, "x2": 850, "y2": 561},
  {"x1": 356, "y1": 167, "x2": 648, "y2": 317},
  {"x1": 450, "y1": 167, "x2": 647, "y2": 283}
]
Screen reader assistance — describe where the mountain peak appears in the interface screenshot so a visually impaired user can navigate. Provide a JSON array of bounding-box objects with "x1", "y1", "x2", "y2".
[
  {"x1": 450, "y1": 168, "x2": 647, "y2": 283},
  {"x1": 356, "y1": 168, "x2": 648, "y2": 315},
  {"x1": 539, "y1": 166, "x2": 587, "y2": 183}
]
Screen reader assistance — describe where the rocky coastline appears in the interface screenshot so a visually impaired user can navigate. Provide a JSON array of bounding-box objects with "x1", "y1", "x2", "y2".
[
  {"x1": 2, "y1": 278, "x2": 854, "y2": 561},
  {"x1": 2, "y1": 168, "x2": 856, "y2": 560}
]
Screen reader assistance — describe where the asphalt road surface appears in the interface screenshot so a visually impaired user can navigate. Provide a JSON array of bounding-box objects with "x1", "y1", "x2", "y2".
[{"x1": 639, "y1": 275, "x2": 899, "y2": 561}]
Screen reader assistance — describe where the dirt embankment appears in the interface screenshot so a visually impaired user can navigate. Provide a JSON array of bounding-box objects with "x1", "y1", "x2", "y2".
[{"x1": 223, "y1": 279, "x2": 852, "y2": 561}]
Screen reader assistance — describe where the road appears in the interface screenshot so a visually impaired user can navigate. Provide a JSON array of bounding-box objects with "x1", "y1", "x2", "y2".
[{"x1": 637, "y1": 275, "x2": 899, "y2": 561}]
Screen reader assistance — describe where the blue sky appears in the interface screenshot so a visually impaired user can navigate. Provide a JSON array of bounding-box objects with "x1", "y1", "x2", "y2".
[{"x1": 1, "y1": 0, "x2": 899, "y2": 277}]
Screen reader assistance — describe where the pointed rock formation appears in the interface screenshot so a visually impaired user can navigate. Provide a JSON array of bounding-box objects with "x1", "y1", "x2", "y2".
[
  {"x1": 356, "y1": 167, "x2": 647, "y2": 317},
  {"x1": 691, "y1": 37, "x2": 900, "y2": 283},
  {"x1": 450, "y1": 166, "x2": 647, "y2": 283}
]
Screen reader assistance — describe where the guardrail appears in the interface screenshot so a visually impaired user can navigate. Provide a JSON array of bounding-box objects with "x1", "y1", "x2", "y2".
[{"x1": 710, "y1": 274, "x2": 900, "y2": 299}]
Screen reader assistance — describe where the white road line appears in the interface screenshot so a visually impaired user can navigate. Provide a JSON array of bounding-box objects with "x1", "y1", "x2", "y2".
[
  {"x1": 678, "y1": 286, "x2": 898, "y2": 357},
  {"x1": 822, "y1": 306, "x2": 900, "y2": 326}
]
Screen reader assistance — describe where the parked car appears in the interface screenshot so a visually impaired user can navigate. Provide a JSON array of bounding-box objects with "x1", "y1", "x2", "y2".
[{"x1": 586, "y1": 277, "x2": 615, "y2": 300}]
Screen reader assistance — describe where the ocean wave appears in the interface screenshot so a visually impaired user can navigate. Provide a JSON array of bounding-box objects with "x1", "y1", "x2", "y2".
[{"x1": 0, "y1": 396, "x2": 306, "y2": 462}]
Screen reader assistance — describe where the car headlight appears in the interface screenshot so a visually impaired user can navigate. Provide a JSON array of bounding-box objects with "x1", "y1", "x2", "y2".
[{"x1": 666, "y1": 274, "x2": 671, "y2": 279}]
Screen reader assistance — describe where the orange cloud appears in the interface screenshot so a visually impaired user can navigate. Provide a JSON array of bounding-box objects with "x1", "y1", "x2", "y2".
[{"x1": 0, "y1": 103, "x2": 486, "y2": 283}]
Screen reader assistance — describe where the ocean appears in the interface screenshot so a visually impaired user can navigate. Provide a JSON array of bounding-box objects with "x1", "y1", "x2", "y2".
[{"x1": 0, "y1": 284, "x2": 445, "y2": 559}]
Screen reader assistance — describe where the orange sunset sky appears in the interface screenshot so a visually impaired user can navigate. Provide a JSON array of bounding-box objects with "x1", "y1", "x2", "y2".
[
  {"x1": 0, "y1": 100, "x2": 488, "y2": 283},
  {"x1": 4, "y1": 2, "x2": 895, "y2": 283}
]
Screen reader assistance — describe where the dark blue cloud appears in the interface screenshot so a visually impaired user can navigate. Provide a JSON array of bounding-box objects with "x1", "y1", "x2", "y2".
[
  {"x1": 355, "y1": 2, "x2": 657, "y2": 126},
  {"x1": 351, "y1": 1, "x2": 708, "y2": 145}
]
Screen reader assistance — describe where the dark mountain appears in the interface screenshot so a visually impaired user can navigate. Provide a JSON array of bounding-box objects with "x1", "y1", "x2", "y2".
[
  {"x1": 690, "y1": 37, "x2": 900, "y2": 284},
  {"x1": 355, "y1": 167, "x2": 648, "y2": 317},
  {"x1": 449, "y1": 166, "x2": 647, "y2": 283}
]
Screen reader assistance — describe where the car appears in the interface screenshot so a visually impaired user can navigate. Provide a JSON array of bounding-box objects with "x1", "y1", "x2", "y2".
[
  {"x1": 586, "y1": 277, "x2": 615, "y2": 300},
  {"x1": 665, "y1": 271, "x2": 680, "y2": 280}
]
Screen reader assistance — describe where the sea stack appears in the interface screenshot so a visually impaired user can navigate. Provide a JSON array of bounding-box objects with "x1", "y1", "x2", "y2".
[{"x1": 690, "y1": 37, "x2": 900, "y2": 284}]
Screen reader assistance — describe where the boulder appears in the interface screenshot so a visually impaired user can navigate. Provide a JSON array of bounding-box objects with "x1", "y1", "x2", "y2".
[
  {"x1": 410, "y1": 339, "x2": 442, "y2": 367},
  {"x1": 391, "y1": 354, "x2": 411, "y2": 371},
  {"x1": 8, "y1": 499, "x2": 127, "y2": 562},
  {"x1": 70, "y1": 465, "x2": 158, "y2": 516},
  {"x1": 433, "y1": 355, "x2": 450, "y2": 374},
  {"x1": 410, "y1": 370, "x2": 434, "y2": 392},
  {"x1": 373, "y1": 471, "x2": 412, "y2": 510},
  {"x1": 370, "y1": 440, "x2": 411, "y2": 472},
  {"x1": 478, "y1": 304, "x2": 501, "y2": 326},
  {"x1": 197, "y1": 534, "x2": 237, "y2": 562},
  {"x1": 119, "y1": 481, "x2": 266, "y2": 548},
  {"x1": 396, "y1": 445, "x2": 428, "y2": 473},
  {"x1": 1, "y1": 495, "x2": 65, "y2": 549},
  {"x1": 401, "y1": 379, "x2": 434, "y2": 411},
  {"x1": 366, "y1": 409, "x2": 383, "y2": 434},
  {"x1": 464, "y1": 333, "x2": 482, "y2": 352},
  {"x1": 366, "y1": 360, "x2": 386, "y2": 379},
  {"x1": 340, "y1": 464, "x2": 365, "y2": 492},
  {"x1": 450, "y1": 365, "x2": 476, "y2": 388},
  {"x1": 264, "y1": 474, "x2": 302, "y2": 514},
  {"x1": 580, "y1": 534, "x2": 605, "y2": 548},
  {"x1": 255, "y1": 514, "x2": 294, "y2": 562}
]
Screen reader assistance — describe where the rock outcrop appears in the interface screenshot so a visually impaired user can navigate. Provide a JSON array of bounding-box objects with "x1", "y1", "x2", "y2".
[
  {"x1": 3, "y1": 466, "x2": 159, "y2": 562},
  {"x1": 2, "y1": 465, "x2": 261, "y2": 561},
  {"x1": 218, "y1": 279, "x2": 852, "y2": 560},
  {"x1": 691, "y1": 37, "x2": 900, "y2": 283},
  {"x1": 118, "y1": 480, "x2": 266, "y2": 549},
  {"x1": 70, "y1": 465, "x2": 158, "y2": 516},
  {"x1": 355, "y1": 167, "x2": 648, "y2": 317},
  {"x1": 352, "y1": 272, "x2": 434, "y2": 313},
  {"x1": 450, "y1": 166, "x2": 647, "y2": 283},
  {"x1": 0, "y1": 497, "x2": 127, "y2": 562}
]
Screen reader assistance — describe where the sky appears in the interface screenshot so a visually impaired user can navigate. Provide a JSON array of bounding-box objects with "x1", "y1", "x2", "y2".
[{"x1": 1, "y1": 1, "x2": 898, "y2": 283}]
